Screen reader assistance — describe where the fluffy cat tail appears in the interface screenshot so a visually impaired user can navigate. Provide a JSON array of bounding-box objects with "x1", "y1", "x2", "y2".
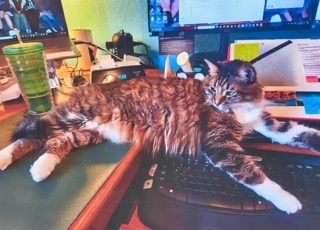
[{"x1": 11, "y1": 114, "x2": 48, "y2": 142}]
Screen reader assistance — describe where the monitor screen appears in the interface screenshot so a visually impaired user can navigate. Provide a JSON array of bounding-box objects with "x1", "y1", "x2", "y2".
[
  {"x1": 313, "y1": 0, "x2": 320, "y2": 27},
  {"x1": 0, "y1": 0, "x2": 69, "y2": 44},
  {"x1": 148, "y1": 0, "x2": 320, "y2": 35}
]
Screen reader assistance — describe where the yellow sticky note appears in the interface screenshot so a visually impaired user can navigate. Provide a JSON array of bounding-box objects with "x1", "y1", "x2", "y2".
[{"x1": 233, "y1": 43, "x2": 260, "y2": 61}]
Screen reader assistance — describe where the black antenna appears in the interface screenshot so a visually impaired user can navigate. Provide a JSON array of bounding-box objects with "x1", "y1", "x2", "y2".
[{"x1": 250, "y1": 40, "x2": 293, "y2": 64}]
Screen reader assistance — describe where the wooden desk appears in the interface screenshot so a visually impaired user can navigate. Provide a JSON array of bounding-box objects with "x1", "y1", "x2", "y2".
[
  {"x1": 0, "y1": 68, "x2": 160, "y2": 230},
  {"x1": 69, "y1": 144, "x2": 144, "y2": 230},
  {"x1": 1, "y1": 68, "x2": 319, "y2": 230},
  {"x1": 0, "y1": 109, "x2": 144, "y2": 230},
  {"x1": 0, "y1": 71, "x2": 143, "y2": 230}
]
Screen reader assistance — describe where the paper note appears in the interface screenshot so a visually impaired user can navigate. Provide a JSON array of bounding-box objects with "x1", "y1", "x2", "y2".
[
  {"x1": 232, "y1": 43, "x2": 260, "y2": 61},
  {"x1": 297, "y1": 40, "x2": 320, "y2": 83},
  {"x1": 235, "y1": 39, "x2": 320, "y2": 83}
]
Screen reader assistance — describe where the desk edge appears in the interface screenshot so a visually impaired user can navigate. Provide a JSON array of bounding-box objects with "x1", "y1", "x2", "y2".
[{"x1": 68, "y1": 143, "x2": 143, "y2": 230}]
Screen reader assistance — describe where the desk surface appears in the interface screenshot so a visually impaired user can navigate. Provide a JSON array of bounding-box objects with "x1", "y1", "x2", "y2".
[
  {"x1": 0, "y1": 111, "x2": 140, "y2": 230},
  {"x1": 0, "y1": 67, "x2": 149, "y2": 229}
]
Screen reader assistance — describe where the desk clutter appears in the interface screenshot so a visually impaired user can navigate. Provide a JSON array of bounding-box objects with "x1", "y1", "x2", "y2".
[
  {"x1": 1, "y1": 35, "x2": 319, "y2": 132},
  {"x1": 172, "y1": 42, "x2": 320, "y2": 120},
  {"x1": 228, "y1": 39, "x2": 320, "y2": 119}
]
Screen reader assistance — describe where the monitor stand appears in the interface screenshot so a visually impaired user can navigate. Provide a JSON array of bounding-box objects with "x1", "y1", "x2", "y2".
[{"x1": 219, "y1": 32, "x2": 230, "y2": 59}]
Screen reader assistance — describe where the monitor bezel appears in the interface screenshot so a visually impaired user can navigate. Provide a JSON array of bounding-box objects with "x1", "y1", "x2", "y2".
[{"x1": 147, "y1": 0, "x2": 320, "y2": 36}]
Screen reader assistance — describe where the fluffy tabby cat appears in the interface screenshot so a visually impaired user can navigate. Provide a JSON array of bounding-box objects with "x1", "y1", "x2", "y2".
[{"x1": 0, "y1": 59, "x2": 319, "y2": 214}]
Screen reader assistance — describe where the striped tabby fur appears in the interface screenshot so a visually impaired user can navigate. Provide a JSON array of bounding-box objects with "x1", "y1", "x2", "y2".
[{"x1": 1, "y1": 59, "x2": 319, "y2": 214}]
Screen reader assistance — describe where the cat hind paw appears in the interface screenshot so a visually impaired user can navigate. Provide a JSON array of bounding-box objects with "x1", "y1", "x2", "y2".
[
  {"x1": 30, "y1": 153, "x2": 60, "y2": 182},
  {"x1": 0, "y1": 144, "x2": 14, "y2": 170}
]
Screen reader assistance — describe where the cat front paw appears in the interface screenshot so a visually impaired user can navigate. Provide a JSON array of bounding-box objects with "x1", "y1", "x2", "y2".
[
  {"x1": 270, "y1": 189, "x2": 302, "y2": 214},
  {"x1": 251, "y1": 177, "x2": 302, "y2": 214},
  {"x1": 0, "y1": 144, "x2": 14, "y2": 170},
  {"x1": 30, "y1": 153, "x2": 60, "y2": 182}
]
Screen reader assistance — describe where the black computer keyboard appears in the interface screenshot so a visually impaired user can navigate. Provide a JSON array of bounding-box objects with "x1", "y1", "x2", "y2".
[{"x1": 138, "y1": 149, "x2": 320, "y2": 230}]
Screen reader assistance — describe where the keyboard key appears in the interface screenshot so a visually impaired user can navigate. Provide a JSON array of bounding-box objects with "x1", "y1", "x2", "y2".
[
  {"x1": 242, "y1": 199, "x2": 255, "y2": 210},
  {"x1": 254, "y1": 198, "x2": 268, "y2": 210},
  {"x1": 176, "y1": 189, "x2": 188, "y2": 201},
  {"x1": 266, "y1": 201, "x2": 276, "y2": 210},
  {"x1": 188, "y1": 191, "x2": 242, "y2": 210},
  {"x1": 156, "y1": 184, "x2": 167, "y2": 195},
  {"x1": 166, "y1": 186, "x2": 177, "y2": 198},
  {"x1": 149, "y1": 164, "x2": 157, "y2": 176}
]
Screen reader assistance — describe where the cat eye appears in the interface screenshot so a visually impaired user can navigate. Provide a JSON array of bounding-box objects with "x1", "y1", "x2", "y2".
[
  {"x1": 225, "y1": 90, "x2": 236, "y2": 97},
  {"x1": 209, "y1": 87, "x2": 216, "y2": 93}
]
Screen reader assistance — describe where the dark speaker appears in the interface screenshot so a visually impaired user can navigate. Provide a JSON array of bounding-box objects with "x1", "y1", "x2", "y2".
[{"x1": 112, "y1": 30, "x2": 135, "y2": 59}]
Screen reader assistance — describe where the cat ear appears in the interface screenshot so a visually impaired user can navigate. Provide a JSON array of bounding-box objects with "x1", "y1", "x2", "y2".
[
  {"x1": 204, "y1": 59, "x2": 219, "y2": 77},
  {"x1": 238, "y1": 66, "x2": 256, "y2": 83}
]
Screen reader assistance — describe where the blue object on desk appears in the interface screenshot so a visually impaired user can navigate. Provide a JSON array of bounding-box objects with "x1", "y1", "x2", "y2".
[{"x1": 303, "y1": 96, "x2": 320, "y2": 114}]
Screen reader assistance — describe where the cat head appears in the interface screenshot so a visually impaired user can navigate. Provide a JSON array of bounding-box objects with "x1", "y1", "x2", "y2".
[{"x1": 202, "y1": 59, "x2": 263, "y2": 112}]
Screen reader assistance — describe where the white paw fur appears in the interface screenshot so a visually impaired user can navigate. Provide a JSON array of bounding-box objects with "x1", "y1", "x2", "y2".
[
  {"x1": 250, "y1": 177, "x2": 302, "y2": 214},
  {"x1": 0, "y1": 143, "x2": 14, "y2": 170},
  {"x1": 30, "y1": 153, "x2": 60, "y2": 182}
]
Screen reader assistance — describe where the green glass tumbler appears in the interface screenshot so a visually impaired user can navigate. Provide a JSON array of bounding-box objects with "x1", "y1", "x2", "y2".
[{"x1": 3, "y1": 42, "x2": 54, "y2": 115}]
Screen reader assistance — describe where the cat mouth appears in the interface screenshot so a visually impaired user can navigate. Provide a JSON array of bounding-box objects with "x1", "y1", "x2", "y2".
[{"x1": 212, "y1": 104, "x2": 231, "y2": 112}]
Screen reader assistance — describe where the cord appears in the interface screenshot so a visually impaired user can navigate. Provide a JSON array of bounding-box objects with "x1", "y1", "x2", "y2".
[
  {"x1": 62, "y1": 58, "x2": 86, "y2": 87},
  {"x1": 72, "y1": 39, "x2": 124, "y2": 61},
  {"x1": 73, "y1": 39, "x2": 154, "y2": 67},
  {"x1": 133, "y1": 41, "x2": 154, "y2": 68},
  {"x1": 71, "y1": 68, "x2": 86, "y2": 87}
]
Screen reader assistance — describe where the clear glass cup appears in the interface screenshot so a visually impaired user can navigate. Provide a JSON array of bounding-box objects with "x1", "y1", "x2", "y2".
[{"x1": 3, "y1": 42, "x2": 54, "y2": 115}]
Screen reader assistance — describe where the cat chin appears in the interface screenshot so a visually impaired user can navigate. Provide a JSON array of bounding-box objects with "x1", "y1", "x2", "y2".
[{"x1": 211, "y1": 105, "x2": 231, "y2": 113}]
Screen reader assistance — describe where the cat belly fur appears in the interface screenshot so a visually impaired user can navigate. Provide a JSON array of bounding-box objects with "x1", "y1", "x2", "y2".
[{"x1": 85, "y1": 120, "x2": 133, "y2": 144}]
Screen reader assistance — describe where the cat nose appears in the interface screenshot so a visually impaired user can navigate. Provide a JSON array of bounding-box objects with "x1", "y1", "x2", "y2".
[{"x1": 215, "y1": 96, "x2": 225, "y2": 106}]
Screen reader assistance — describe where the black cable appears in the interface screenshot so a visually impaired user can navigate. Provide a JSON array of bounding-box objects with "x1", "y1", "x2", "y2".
[
  {"x1": 134, "y1": 41, "x2": 154, "y2": 68},
  {"x1": 73, "y1": 39, "x2": 154, "y2": 68},
  {"x1": 72, "y1": 39, "x2": 124, "y2": 61},
  {"x1": 70, "y1": 68, "x2": 86, "y2": 87},
  {"x1": 63, "y1": 58, "x2": 86, "y2": 87}
]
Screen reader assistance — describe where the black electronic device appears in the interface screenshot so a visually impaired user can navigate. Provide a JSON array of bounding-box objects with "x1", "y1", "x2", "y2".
[
  {"x1": 90, "y1": 60, "x2": 145, "y2": 84},
  {"x1": 0, "y1": 0, "x2": 79, "y2": 65},
  {"x1": 148, "y1": 0, "x2": 320, "y2": 35},
  {"x1": 312, "y1": 1, "x2": 320, "y2": 28},
  {"x1": 106, "y1": 31, "x2": 153, "y2": 68},
  {"x1": 112, "y1": 30, "x2": 135, "y2": 59},
  {"x1": 138, "y1": 149, "x2": 320, "y2": 230}
]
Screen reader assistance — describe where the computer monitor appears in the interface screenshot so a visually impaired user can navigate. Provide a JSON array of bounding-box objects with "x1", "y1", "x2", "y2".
[
  {"x1": 0, "y1": 0, "x2": 78, "y2": 64},
  {"x1": 148, "y1": 0, "x2": 320, "y2": 35},
  {"x1": 0, "y1": 0, "x2": 67, "y2": 44},
  {"x1": 312, "y1": 0, "x2": 320, "y2": 27}
]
